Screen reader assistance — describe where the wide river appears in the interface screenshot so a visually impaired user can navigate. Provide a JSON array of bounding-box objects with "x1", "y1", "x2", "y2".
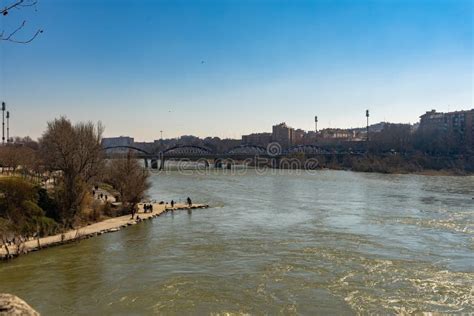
[{"x1": 1, "y1": 169, "x2": 473, "y2": 315}]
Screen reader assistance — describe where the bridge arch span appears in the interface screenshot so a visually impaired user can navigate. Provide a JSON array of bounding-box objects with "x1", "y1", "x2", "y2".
[
  {"x1": 284, "y1": 145, "x2": 330, "y2": 155},
  {"x1": 225, "y1": 144, "x2": 267, "y2": 155},
  {"x1": 102, "y1": 145, "x2": 152, "y2": 156},
  {"x1": 161, "y1": 145, "x2": 214, "y2": 156}
]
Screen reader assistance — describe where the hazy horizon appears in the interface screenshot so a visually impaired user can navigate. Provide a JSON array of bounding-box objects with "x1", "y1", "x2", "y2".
[{"x1": 0, "y1": 0, "x2": 472, "y2": 141}]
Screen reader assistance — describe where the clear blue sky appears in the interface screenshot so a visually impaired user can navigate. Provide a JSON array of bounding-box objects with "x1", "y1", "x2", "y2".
[{"x1": 0, "y1": 0, "x2": 472, "y2": 141}]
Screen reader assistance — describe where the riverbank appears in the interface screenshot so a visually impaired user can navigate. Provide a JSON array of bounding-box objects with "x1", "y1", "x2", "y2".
[
  {"x1": 321, "y1": 165, "x2": 474, "y2": 176},
  {"x1": 303, "y1": 154, "x2": 474, "y2": 176},
  {"x1": 0, "y1": 202, "x2": 208, "y2": 260}
]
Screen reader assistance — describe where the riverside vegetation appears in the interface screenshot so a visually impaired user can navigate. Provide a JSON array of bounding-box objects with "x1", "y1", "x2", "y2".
[
  {"x1": 277, "y1": 122, "x2": 474, "y2": 174},
  {"x1": 0, "y1": 117, "x2": 151, "y2": 258}
]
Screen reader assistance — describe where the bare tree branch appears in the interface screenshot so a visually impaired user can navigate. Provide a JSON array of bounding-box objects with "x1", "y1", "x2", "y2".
[
  {"x1": 3, "y1": 26, "x2": 42, "y2": 43},
  {"x1": 1, "y1": 0, "x2": 41, "y2": 44},
  {"x1": 3, "y1": 20, "x2": 25, "y2": 40},
  {"x1": 17, "y1": 0, "x2": 37, "y2": 8},
  {"x1": 1, "y1": 0, "x2": 29, "y2": 15}
]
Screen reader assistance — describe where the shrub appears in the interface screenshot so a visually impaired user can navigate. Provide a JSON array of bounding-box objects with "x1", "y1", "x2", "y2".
[{"x1": 0, "y1": 178, "x2": 57, "y2": 238}]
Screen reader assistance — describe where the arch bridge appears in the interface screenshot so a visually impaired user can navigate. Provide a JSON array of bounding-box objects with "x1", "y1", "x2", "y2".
[
  {"x1": 103, "y1": 143, "x2": 346, "y2": 169},
  {"x1": 102, "y1": 145, "x2": 158, "y2": 168}
]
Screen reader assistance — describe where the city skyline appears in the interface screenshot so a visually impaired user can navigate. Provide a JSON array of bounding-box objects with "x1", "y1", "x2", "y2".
[
  {"x1": 0, "y1": 99, "x2": 472, "y2": 142},
  {"x1": 1, "y1": 0, "x2": 472, "y2": 141},
  {"x1": 102, "y1": 108, "x2": 473, "y2": 146},
  {"x1": 104, "y1": 117, "x2": 391, "y2": 142}
]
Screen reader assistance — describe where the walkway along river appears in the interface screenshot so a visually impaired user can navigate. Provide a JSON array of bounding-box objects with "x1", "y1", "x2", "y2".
[
  {"x1": 0, "y1": 202, "x2": 209, "y2": 260},
  {"x1": 0, "y1": 169, "x2": 473, "y2": 314}
]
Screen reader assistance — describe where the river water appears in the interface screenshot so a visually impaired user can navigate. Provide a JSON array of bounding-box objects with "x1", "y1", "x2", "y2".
[{"x1": 1, "y1": 169, "x2": 473, "y2": 315}]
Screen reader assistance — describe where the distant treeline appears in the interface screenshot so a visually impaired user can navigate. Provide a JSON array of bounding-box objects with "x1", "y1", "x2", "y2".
[
  {"x1": 292, "y1": 123, "x2": 474, "y2": 174},
  {"x1": 320, "y1": 123, "x2": 473, "y2": 157}
]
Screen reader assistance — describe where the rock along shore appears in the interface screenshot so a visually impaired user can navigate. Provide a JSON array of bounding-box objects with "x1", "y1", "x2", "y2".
[
  {"x1": 0, "y1": 202, "x2": 208, "y2": 260},
  {"x1": 0, "y1": 293, "x2": 39, "y2": 315}
]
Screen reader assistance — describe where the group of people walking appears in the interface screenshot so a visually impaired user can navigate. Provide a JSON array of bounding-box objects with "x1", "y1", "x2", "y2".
[
  {"x1": 90, "y1": 184, "x2": 194, "y2": 217},
  {"x1": 143, "y1": 204, "x2": 154, "y2": 213}
]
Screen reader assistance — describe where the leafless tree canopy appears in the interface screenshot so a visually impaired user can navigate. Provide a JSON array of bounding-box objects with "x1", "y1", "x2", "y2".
[
  {"x1": 39, "y1": 117, "x2": 104, "y2": 227},
  {"x1": 0, "y1": 145, "x2": 37, "y2": 174},
  {"x1": 105, "y1": 153, "x2": 150, "y2": 217},
  {"x1": 1, "y1": 0, "x2": 42, "y2": 43}
]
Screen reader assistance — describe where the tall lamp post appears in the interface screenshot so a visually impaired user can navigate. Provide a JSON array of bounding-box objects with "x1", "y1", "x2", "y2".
[
  {"x1": 6, "y1": 111, "x2": 10, "y2": 144},
  {"x1": 314, "y1": 116, "x2": 318, "y2": 132},
  {"x1": 366, "y1": 109, "x2": 370, "y2": 142},
  {"x1": 1, "y1": 102, "x2": 5, "y2": 145}
]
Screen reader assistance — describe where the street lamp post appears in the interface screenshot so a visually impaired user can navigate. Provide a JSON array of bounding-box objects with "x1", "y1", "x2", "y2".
[
  {"x1": 366, "y1": 109, "x2": 370, "y2": 142},
  {"x1": 1, "y1": 102, "x2": 5, "y2": 145},
  {"x1": 7, "y1": 111, "x2": 10, "y2": 144},
  {"x1": 6, "y1": 111, "x2": 10, "y2": 144}
]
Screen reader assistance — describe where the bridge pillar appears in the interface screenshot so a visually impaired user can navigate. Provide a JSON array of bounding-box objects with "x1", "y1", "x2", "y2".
[
  {"x1": 144, "y1": 158, "x2": 149, "y2": 169},
  {"x1": 159, "y1": 156, "x2": 165, "y2": 170},
  {"x1": 214, "y1": 158, "x2": 222, "y2": 168},
  {"x1": 204, "y1": 160, "x2": 210, "y2": 168},
  {"x1": 151, "y1": 158, "x2": 158, "y2": 169}
]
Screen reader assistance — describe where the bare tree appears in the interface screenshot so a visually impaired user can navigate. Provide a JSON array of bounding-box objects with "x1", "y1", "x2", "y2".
[
  {"x1": 0, "y1": 145, "x2": 36, "y2": 175},
  {"x1": 39, "y1": 117, "x2": 104, "y2": 227},
  {"x1": 372, "y1": 124, "x2": 413, "y2": 154},
  {"x1": 105, "y1": 153, "x2": 150, "y2": 218},
  {"x1": 1, "y1": 0, "x2": 42, "y2": 43}
]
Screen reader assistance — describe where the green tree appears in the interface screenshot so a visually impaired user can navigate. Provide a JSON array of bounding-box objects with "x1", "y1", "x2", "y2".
[
  {"x1": 0, "y1": 178, "x2": 56, "y2": 240},
  {"x1": 37, "y1": 187, "x2": 60, "y2": 222}
]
